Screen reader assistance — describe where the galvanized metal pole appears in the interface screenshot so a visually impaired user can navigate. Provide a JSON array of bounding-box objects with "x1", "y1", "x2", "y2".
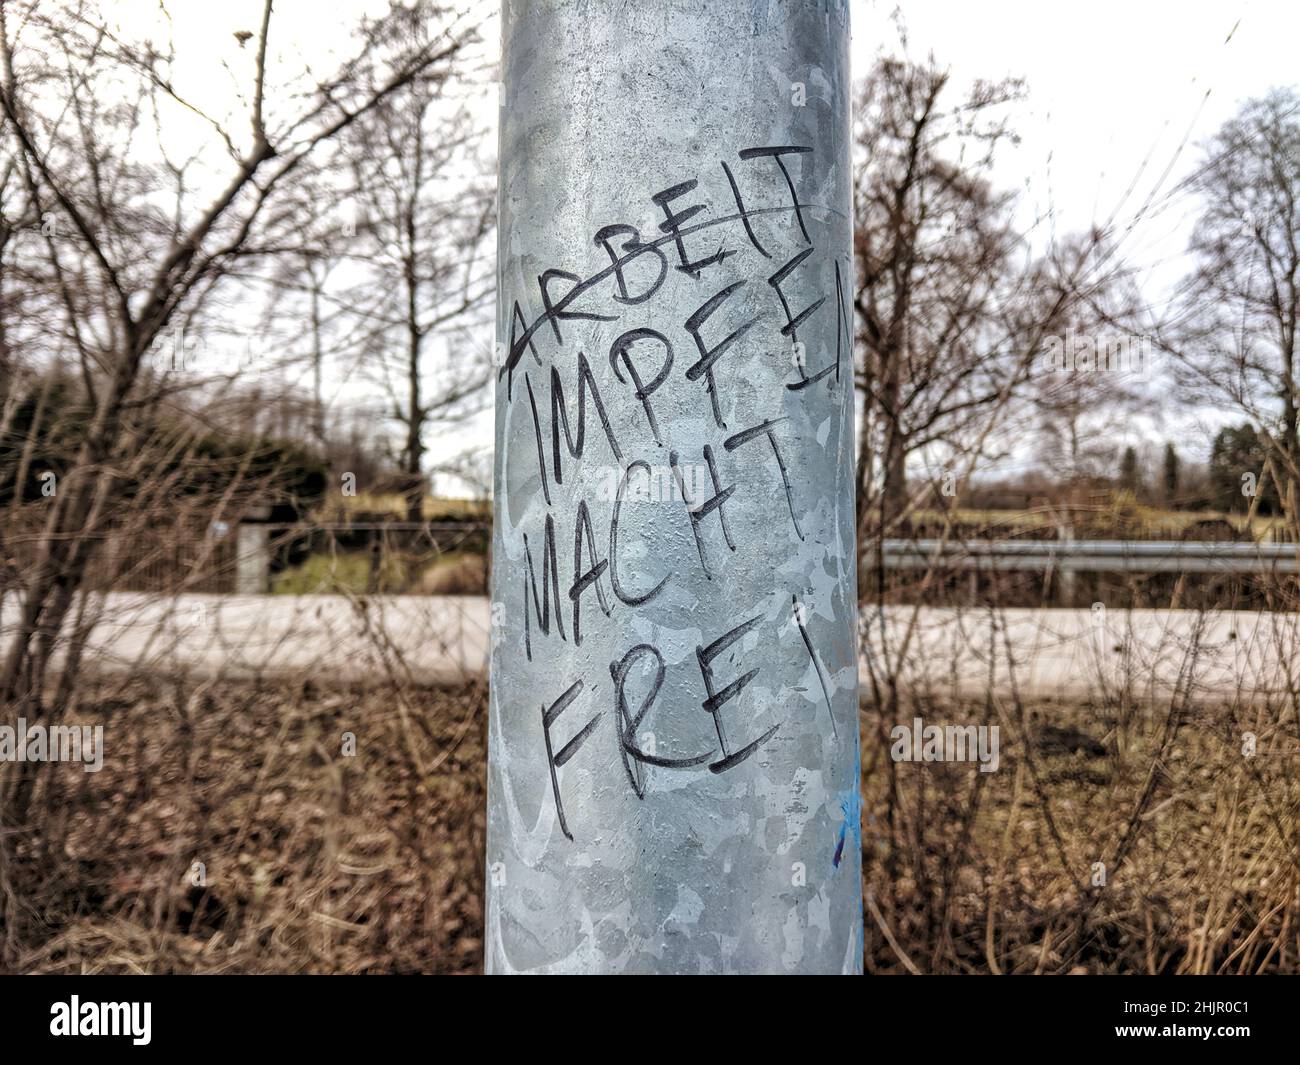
[{"x1": 487, "y1": 0, "x2": 860, "y2": 974}]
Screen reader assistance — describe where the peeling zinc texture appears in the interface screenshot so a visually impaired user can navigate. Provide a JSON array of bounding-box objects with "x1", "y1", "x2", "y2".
[{"x1": 486, "y1": 0, "x2": 861, "y2": 974}]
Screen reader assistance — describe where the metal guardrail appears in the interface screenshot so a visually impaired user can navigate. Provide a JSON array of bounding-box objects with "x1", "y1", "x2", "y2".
[{"x1": 878, "y1": 539, "x2": 1300, "y2": 574}]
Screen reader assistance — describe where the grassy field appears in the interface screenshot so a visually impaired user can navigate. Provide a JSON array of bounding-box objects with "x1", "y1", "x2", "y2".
[
  {"x1": 323, "y1": 494, "x2": 1281, "y2": 538},
  {"x1": 324, "y1": 493, "x2": 490, "y2": 522},
  {"x1": 909, "y1": 502, "x2": 1289, "y2": 539},
  {"x1": 270, "y1": 550, "x2": 486, "y2": 595},
  {"x1": 4, "y1": 678, "x2": 1295, "y2": 973}
]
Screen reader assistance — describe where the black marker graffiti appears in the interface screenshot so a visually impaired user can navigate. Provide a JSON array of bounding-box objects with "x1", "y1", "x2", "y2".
[
  {"x1": 541, "y1": 680, "x2": 602, "y2": 841},
  {"x1": 502, "y1": 145, "x2": 844, "y2": 840},
  {"x1": 696, "y1": 615, "x2": 781, "y2": 774}
]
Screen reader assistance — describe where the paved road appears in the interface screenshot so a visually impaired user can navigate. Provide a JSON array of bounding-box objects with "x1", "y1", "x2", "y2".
[
  {"x1": 4, "y1": 594, "x2": 1298, "y2": 704},
  {"x1": 858, "y1": 605, "x2": 1300, "y2": 706},
  {"x1": 0, "y1": 593, "x2": 491, "y2": 686}
]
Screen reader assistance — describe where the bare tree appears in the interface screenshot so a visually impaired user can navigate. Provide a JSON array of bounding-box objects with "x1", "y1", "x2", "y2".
[
  {"x1": 1165, "y1": 87, "x2": 1300, "y2": 527},
  {"x1": 0, "y1": 0, "x2": 479, "y2": 805},
  {"x1": 1027, "y1": 234, "x2": 1154, "y2": 489},
  {"x1": 852, "y1": 56, "x2": 1042, "y2": 534},
  {"x1": 851, "y1": 54, "x2": 1142, "y2": 545},
  {"x1": 341, "y1": 4, "x2": 494, "y2": 521}
]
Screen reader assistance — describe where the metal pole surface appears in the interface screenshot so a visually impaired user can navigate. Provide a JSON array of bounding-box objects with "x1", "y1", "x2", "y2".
[{"x1": 487, "y1": 0, "x2": 861, "y2": 974}]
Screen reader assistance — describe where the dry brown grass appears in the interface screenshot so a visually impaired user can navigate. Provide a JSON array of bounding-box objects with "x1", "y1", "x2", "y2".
[
  {"x1": 3, "y1": 677, "x2": 1295, "y2": 974},
  {"x1": 2, "y1": 677, "x2": 486, "y2": 974},
  {"x1": 862, "y1": 692, "x2": 1300, "y2": 974}
]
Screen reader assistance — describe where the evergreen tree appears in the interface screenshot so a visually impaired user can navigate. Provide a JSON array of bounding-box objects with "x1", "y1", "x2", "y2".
[
  {"x1": 1119, "y1": 445, "x2": 1140, "y2": 494},
  {"x1": 1162, "y1": 442, "x2": 1179, "y2": 503}
]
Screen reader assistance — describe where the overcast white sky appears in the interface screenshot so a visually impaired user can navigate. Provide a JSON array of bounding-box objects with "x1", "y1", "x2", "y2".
[
  {"x1": 132, "y1": 0, "x2": 1293, "y2": 244},
  {"x1": 855, "y1": 1, "x2": 1296, "y2": 287},
  {"x1": 851, "y1": 1, "x2": 1300, "y2": 474},
  {"x1": 99, "y1": 0, "x2": 1300, "y2": 486}
]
